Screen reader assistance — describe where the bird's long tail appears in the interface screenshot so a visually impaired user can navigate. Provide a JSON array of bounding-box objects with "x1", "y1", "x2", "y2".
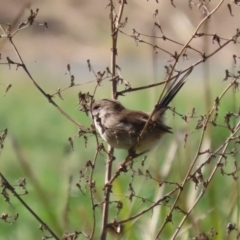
[{"x1": 156, "y1": 67, "x2": 193, "y2": 114}]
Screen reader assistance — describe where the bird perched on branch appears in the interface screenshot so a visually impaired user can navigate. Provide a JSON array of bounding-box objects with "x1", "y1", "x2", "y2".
[{"x1": 91, "y1": 68, "x2": 192, "y2": 157}]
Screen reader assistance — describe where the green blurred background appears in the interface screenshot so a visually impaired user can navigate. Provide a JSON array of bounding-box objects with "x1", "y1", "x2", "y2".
[{"x1": 0, "y1": 1, "x2": 240, "y2": 239}]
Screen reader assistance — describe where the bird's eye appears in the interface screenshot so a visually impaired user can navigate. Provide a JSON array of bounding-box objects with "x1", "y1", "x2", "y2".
[{"x1": 93, "y1": 105, "x2": 100, "y2": 110}]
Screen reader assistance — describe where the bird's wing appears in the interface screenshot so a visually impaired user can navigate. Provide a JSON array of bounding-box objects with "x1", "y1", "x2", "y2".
[{"x1": 117, "y1": 110, "x2": 172, "y2": 134}]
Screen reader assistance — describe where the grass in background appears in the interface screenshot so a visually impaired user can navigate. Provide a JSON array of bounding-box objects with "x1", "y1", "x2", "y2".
[{"x1": 0, "y1": 70, "x2": 239, "y2": 239}]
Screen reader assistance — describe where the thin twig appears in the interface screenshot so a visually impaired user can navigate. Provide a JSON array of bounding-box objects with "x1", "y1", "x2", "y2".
[
  {"x1": 0, "y1": 172, "x2": 60, "y2": 240},
  {"x1": 170, "y1": 121, "x2": 240, "y2": 240},
  {"x1": 141, "y1": 1, "x2": 225, "y2": 149},
  {"x1": 100, "y1": 1, "x2": 126, "y2": 240},
  {"x1": 89, "y1": 143, "x2": 101, "y2": 239},
  {"x1": 0, "y1": 24, "x2": 83, "y2": 129}
]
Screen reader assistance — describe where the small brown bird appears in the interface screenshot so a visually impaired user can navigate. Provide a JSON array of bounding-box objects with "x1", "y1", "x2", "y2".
[{"x1": 91, "y1": 68, "x2": 192, "y2": 156}]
